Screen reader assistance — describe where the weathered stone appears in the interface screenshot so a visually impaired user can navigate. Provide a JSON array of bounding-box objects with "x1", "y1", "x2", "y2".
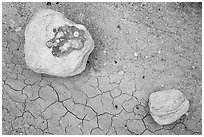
[
  {"x1": 24, "y1": 9, "x2": 95, "y2": 77},
  {"x1": 148, "y1": 89, "x2": 189, "y2": 125}
]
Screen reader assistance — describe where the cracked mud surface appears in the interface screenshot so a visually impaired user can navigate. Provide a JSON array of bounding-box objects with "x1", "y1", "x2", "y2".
[{"x1": 2, "y1": 2, "x2": 202, "y2": 135}]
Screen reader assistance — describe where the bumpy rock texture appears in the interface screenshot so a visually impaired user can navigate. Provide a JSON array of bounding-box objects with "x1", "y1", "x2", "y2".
[
  {"x1": 24, "y1": 9, "x2": 95, "y2": 77},
  {"x1": 149, "y1": 89, "x2": 189, "y2": 125}
]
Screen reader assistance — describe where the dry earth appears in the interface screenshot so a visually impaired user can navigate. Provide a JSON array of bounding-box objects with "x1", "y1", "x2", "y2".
[{"x1": 2, "y1": 2, "x2": 202, "y2": 135}]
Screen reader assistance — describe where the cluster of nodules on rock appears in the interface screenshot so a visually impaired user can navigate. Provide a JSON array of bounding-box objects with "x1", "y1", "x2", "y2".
[
  {"x1": 148, "y1": 89, "x2": 189, "y2": 125},
  {"x1": 46, "y1": 25, "x2": 87, "y2": 58}
]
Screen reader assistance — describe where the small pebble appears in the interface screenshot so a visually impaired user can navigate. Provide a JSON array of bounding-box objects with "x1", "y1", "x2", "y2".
[
  {"x1": 103, "y1": 50, "x2": 107, "y2": 54},
  {"x1": 160, "y1": 84, "x2": 165, "y2": 88},
  {"x1": 15, "y1": 27, "x2": 22, "y2": 32},
  {"x1": 118, "y1": 70, "x2": 124, "y2": 75},
  {"x1": 134, "y1": 52, "x2": 138, "y2": 57},
  {"x1": 47, "y1": 2, "x2": 51, "y2": 5}
]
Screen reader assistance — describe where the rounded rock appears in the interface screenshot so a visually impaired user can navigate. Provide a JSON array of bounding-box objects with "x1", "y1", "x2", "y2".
[
  {"x1": 148, "y1": 89, "x2": 189, "y2": 125},
  {"x1": 24, "y1": 9, "x2": 95, "y2": 77}
]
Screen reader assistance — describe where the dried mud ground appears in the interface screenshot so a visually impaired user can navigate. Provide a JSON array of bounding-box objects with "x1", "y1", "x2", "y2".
[{"x1": 2, "y1": 2, "x2": 202, "y2": 135}]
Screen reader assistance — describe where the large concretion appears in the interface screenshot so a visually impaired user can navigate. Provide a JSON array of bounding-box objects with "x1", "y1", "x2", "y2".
[
  {"x1": 24, "y1": 9, "x2": 95, "y2": 77},
  {"x1": 148, "y1": 89, "x2": 189, "y2": 125}
]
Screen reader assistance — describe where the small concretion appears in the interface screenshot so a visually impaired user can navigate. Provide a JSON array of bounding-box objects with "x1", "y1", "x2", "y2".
[
  {"x1": 148, "y1": 89, "x2": 189, "y2": 125},
  {"x1": 24, "y1": 9, "x2": 95, "y2": 77}
]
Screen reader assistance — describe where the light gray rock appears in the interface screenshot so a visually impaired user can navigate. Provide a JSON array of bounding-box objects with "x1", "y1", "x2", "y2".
[
  {"x1": 24, "y1": 9, "x2": 95, "y2": 77},
  {"x1": 149, "y1": 89, "x2": 189, "y2": 125}
]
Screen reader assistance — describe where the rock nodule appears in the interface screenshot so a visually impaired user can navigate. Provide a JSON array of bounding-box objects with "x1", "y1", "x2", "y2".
[{"x1": 148, "y1": 89, "x2": 189, "y2": 125}]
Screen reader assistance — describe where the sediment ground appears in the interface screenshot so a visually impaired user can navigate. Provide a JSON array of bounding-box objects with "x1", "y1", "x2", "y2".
[{"x1": 2, "y1": 2, "x2": 202, "y2": 135}]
